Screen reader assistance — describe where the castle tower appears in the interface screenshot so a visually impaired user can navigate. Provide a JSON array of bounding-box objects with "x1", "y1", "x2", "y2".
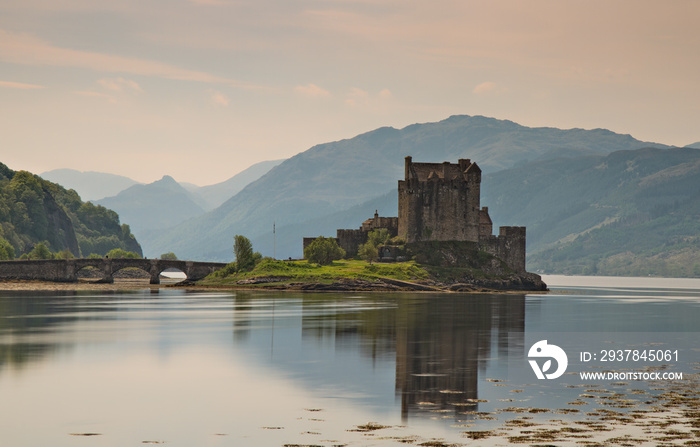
[{"x1": 398, "y1": 156, "x2": 482, "y2": 243}]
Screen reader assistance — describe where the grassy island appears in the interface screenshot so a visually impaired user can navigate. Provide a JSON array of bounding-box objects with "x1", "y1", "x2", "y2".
[{"x1": 197, "y1": 258, "x2": 547, "y2": 292}]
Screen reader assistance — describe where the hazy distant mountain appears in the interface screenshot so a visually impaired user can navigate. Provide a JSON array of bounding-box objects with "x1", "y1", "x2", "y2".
[
  {"x1": 193, "y1": 159, "x2": 284, "y2": 210},
  {"x1": 685, "y1": 142, "x2": 700, "y2": 149},
  {"x1": 97, "y1": 175, "x2": 205, "y2": 248},
  {"x1": 482, "y1": 147, "x2": 700, "y2": 276},
  {"x1": 147, "y1": 114, "x2": 668, "y2": 261},
  {"x1": 41, "y1": 168, "x2": 140, "y2": 201}
]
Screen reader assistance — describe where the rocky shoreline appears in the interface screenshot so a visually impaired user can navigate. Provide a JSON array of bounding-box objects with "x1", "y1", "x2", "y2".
[
  {"x1": 188, "y1": 272, "x2": 548, "y2": 293},
  {"x1": 1, "y1": 272, "x2": 547, "y2": 294}
]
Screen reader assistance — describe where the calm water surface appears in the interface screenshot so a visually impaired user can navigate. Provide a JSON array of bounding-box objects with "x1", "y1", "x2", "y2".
[{"x1": 1, "y1": 275, "x2": 699, "y2": 446}]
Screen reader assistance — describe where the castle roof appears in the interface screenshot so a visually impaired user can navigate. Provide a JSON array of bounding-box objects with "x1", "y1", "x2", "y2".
[{"x1": 407, "y1": 159, "x2": 481, "y2": 182}]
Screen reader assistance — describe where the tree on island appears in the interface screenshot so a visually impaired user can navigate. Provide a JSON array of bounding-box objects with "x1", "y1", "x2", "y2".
[
  {"x1": 358, "y1": 229, "x2": 390, "y2": 264},
  {"x1": 160, "y1": 252, "x2": 178, "y2": 260},
  {"x1": 304, "y1": 236, "x2": 345, "y2": 265},
  {"x1": 234, "y1": 234, "x2": 261, "y2": 271}
]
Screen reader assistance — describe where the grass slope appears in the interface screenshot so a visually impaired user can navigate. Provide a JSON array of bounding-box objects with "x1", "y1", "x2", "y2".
[{"x1": 201, "y1": 259, "x2": 430, "y2": 287}]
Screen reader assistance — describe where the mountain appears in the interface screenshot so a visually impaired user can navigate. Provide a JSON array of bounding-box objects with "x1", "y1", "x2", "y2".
[
  {"x1": 0, "y1": 162, "x2": 141, "y2": 257},
  {"x1": 40, "y1": 168, "x2": 140, "y2": 201},
  {"x1": 194, "y1": 159, "x2": 285, "y2": 210},
  {"x1": 43, "y1": 160, "x2": 282, "y2": 210},
  {"x1": 97, "y1": 176, "x2": 205, "y2": 252},
  {"x1": 481, "y1": 146, "x2": 700, "y2": 276},
  {"x1": 147, "y1": 114, "x2": 667, "y2": 261},
  {"x1": 685, "y1": 142, "x2": 700, "y2": 149}
]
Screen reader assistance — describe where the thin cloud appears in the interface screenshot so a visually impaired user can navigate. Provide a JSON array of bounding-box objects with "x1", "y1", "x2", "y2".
[
  {"x1": 346, "y1": 87, "x2": 392, "y2": 106},
  {"x1": 98, "y1": 77, "x2": 143, "y2": 92},
  {"x1": 73, "y1": 90, "x2": 117, "y2": 103},
  {"x1": 473, "y1": 81, "x2": 506, "y2": 96},
  {"x1": 345, "y1": 87, "x2": 368, "y2": 106},
  {"x1": 295, "y1": 83, "x2": 331, "y2": 98},
  {"x1": 0, "y1": 80, "x2": 45, "y2": 89},
  {"x1": 209, "y1": 89, "x2": 230, "y2": 107},
  {"x1": 0, "y1": 29, "x2": 253, "y2": 88}
]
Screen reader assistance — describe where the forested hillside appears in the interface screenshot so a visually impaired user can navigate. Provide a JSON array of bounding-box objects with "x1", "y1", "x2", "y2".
[
  {"x1": 0, "y1": 162, "x2": 141, "y2": 259},
  {"x1": 483, "y1": 147, "x2": 700, "y2": 276}
]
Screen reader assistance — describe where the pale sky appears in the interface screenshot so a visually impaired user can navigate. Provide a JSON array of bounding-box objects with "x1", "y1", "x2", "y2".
[{"x1": 1, "y1": 0, "x2": 699, "y2": 186}]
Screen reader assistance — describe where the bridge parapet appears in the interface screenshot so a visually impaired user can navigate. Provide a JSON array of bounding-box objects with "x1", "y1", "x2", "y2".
[{"x1": 0, "y1": 258, "x2": 229, "y2": 284}]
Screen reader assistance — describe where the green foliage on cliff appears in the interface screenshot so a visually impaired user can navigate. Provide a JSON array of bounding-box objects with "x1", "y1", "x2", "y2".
[
  {"x1": 0, "y1": 162, "x2": 142, "y2": 258},
  {"x1": 0, "y1": 236, "x2": 16, "y2": 260}
]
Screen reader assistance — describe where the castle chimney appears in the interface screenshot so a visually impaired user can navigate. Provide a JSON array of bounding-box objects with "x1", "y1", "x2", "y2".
[
  {"x1": 405, "y1": 156, "x2": 412, "y2": 180},
  {"x1": 442, "y1": 161, "x2": 450, "y2": 179}
]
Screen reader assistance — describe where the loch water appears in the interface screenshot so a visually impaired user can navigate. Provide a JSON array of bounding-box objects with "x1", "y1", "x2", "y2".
[{"x1": 0, "y1": 275, "x2": 699, "y2": 446}]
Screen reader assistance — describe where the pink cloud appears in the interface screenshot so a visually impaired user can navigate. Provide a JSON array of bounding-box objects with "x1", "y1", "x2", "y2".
[
  {"x1": 473, "y1": 81, "x2": 507, "y2": 96},
  {"x1": 97, "y1": 77, "x2": 143, "y2": 92},
  {"x1": 209, "y1": 89, "x2": 230, "y2": 106},
  {"x1": 295, "y1": 83, "x2": 331, "y2": 98},
  {"x1": 0, "y1": 29, "x2": 252, "y2": 87},
  {"x1": 0, "y1": 80, "x2": 45, "y2": 89}
]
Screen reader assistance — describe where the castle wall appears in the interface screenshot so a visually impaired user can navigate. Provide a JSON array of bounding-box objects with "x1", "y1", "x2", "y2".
[
  {"x1": 479, "y1": 207, "x2": 493, "y2": 238},
  {"x1": 336, "y1": 229, "x2": 367, "y2": 257},
  {"x1": 479, "y1": 226, "x2": 526, "y2": 273}
]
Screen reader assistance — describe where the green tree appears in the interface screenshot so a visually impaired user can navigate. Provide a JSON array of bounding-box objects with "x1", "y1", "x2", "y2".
[
  {"x1": 358, "y1": 229, "x2": 391, "y2": 264},
  {"x1": 358, "y1": 242, "x2": 378, "y2": 264},
  {"x1": 304, "y1": 236, "x2": 345, "y2": 265},
  {"x1": 0, "y1": 237, "x2": 15, "y2": 260},
  {"x1": 105, "y1": 248, "x2": 140, "y2": 259},
  {"x1": 233, "y1": 235, "x2": 256, "y2": 271},
  {"x1": 160, "y1": 252, "x2": 178, "y2": 260},
  {"x1": 27, "y1": 241, "x2": 53, "y2": 260},
  {"x1": 54, "y1": 249, "x2": 75, "y2": 259}
]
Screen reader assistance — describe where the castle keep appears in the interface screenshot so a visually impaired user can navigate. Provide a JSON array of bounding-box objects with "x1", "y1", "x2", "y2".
[
  {"x1": 399, "y1": 157, "x2": 485, "y2": 243},
  {"x1": 399, "y1": 156, "x2": 526, "y2": 272},
  {"x1": 304, "y1": 156, "x2": 527, "y2": 273}
]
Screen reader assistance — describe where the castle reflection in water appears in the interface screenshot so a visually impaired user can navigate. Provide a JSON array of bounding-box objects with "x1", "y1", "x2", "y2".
[{"x1": 231, "y1": 292, "x2": 526, "y2": 421}]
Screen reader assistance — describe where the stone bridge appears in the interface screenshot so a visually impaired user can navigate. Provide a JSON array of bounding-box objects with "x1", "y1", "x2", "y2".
[{"x1": 0, "y1": 258, "x2": 229, "y2": 284}]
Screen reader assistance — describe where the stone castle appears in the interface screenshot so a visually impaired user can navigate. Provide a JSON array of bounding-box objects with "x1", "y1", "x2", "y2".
[{"x1": 304, "y1": 156, "x2": 527, "y2": 272}]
